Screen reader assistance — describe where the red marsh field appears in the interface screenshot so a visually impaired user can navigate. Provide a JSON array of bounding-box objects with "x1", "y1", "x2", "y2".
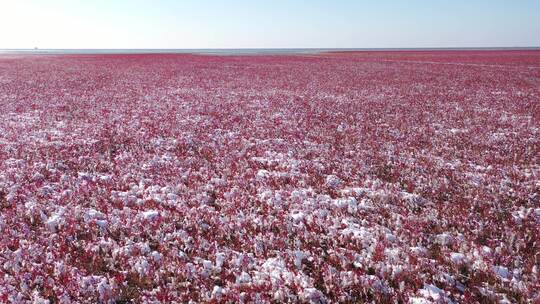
[{"x1": 0, "y1": 51, "x2": 538, "y2": 303}]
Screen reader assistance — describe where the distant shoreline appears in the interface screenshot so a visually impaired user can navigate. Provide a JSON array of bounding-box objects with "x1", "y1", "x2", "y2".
[{"x1": 1, "y1": 47, "x2": 540, "y2": 55}]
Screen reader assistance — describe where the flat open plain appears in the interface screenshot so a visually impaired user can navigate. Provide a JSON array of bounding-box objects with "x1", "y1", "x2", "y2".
[{"x1": 0, "y1": 51, "x2": 538, "y2": 303}]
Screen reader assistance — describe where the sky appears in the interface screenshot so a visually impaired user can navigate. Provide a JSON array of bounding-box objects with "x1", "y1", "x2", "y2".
[{"x1": 0, "y1": 0, "x2": 539, "y2": 49}]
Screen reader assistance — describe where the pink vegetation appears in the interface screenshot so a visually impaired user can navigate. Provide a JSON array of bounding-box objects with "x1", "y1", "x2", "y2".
[{"x1": 0, "y1": 51, "x2": 539, "y2": 303}]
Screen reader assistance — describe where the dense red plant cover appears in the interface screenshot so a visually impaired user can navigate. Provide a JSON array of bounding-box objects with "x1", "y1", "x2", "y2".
[{"x1": 0, "y1": 51, "x2": 538, "y2": 303}]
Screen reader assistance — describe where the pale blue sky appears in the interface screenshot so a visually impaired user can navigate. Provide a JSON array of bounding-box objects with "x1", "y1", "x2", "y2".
[{"x1": 1, "y1": 0, "x2": 539, "y2": 48}]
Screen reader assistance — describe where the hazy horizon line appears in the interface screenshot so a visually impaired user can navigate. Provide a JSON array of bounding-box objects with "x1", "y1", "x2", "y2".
[
  {"x1": 1, "y1": 46, "x2": 540, "y2": 56},
  {"x1": 2, "y1": 46, "x2": 540, "y2": 50}
]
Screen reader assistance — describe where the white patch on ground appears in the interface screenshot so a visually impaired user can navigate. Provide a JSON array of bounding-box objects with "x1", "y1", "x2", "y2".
[
  {"x1": 142, "y1": 210, "x2": 159, "y2": 221},
  {"x1": 254, "y1": 257, "x2": 293, "y2": 284},
  {"x1": 212, "y1": 285, "x2": 226, "y2": 299},
  {"x1": 86, "y1": 209, "x2": 105, "y2": 220},
  {"x1": 236, "y1": 271, "x2": 252, "y2": 284},
  {"x1": 134, "y1": 258, "x2": 150, "y2": 276},
  {"x1": 450, "y1": 252, "x2": 466, "y2": 264},
  {"x1": 256, "y1": 169, "x2": 271, "y2": 179},
  {"x1": 325, "y1": 175, "x2": 342, "y2": 188},
  {"x1": 290, "y1": 211, "x2": 305, "y2": 223},
  {"x1": 45, "y1": 212, "x2": 64, "y2": 232},
  {"x1": 418, "y1": 284, "x2": 447, "y2": 301},
  {"x1": 301, "y1": 287, "x2": 327, "y2": 303},
  {"x1": 493, "y1": 265, "x2": 511, "y2": 280}
]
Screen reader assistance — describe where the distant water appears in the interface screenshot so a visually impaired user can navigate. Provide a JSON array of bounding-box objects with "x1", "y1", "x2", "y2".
[
  {"x1": 0, "y1": 48, "x2": 539, "y2": 55},
  {"x1": 0, "y1": 48, "x2": 341, "y2": 55}
]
